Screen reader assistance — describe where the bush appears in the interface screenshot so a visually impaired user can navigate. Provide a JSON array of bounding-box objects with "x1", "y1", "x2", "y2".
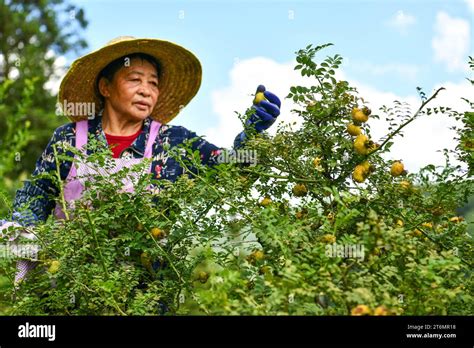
[{"x1": 1, "y1": 44, "x2": 472, "y2": 315}]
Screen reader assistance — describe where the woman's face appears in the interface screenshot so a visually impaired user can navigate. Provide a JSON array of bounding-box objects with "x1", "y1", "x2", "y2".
[{"x1": 99, "y1": 57, "x2": 160, "y2": 122}]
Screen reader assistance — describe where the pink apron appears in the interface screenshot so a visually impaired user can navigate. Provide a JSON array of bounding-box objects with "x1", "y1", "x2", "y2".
[
  {"x1": 15, "y1": 119, "x2": 161, "y2": 282},
  {"x1": 54, "y1": 119, "x2": 161, "y2": 219}
]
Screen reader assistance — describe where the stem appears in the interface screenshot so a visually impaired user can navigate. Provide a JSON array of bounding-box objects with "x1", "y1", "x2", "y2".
[
  {"x1": 399, "y1": 212, "x2": 472, "y2": 268},
  {"x1": 52, "y1": 144, "x2": 70, "y2": 220},
  {"x1": 134, "y1": 215, "x2": 185, "y2": 284},
  {"x1": 85, "y1": 210, "x2": 110, "y2": 277},
  {"x1": 371, "y1": 87, "x2": 446, "y2": 157}
]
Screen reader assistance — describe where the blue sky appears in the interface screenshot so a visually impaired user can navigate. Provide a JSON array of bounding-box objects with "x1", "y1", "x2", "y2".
[{"x1": 68, "y1": 0, "x2": 473, "y2": 170}]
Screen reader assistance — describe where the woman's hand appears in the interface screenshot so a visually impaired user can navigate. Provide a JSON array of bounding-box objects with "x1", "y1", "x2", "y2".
[{"x1": 246, "y1": 84, "x2": 281, "y2": 132}]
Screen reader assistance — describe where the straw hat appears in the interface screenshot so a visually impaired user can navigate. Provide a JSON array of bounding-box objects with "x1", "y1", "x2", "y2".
[{"x1": 58, "y1": 36, "x2": 202, "y2": 124}]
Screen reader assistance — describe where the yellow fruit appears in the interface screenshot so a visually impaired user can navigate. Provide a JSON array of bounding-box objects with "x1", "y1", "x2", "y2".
[
  {"x1": 295, "y1": 209, "x2": 308, "y2": 219},
  {"x1": 259, "y1": 197, "x2": 272, "y2": 207},
  {"x1": 399, "y1": 180, "x2": 411, "y2": 190},
  {"x1": 413, "y1": 229, "x2": 422, "y2": 237},
  {"x1": 322, "y1": 234, "x2": 336, "y2": 244},
  {"x1": 449, "y1": 216, "x2": 464, "y2": 223},
  {"x1": 327, "y1": 212, "x2": 335, "y2": 222},
  {"x1": 390, "y1": 161, "x2": 405, "y2": 177},
  {"x1": 374, "y1": 306, "x2": 389, "y2": 316},
  {"x1": 351, "y1": 304, "x2": 372, "y2": 316},
  {"x1": 351, "y1": 108, "x2": 369, "y2": 123},
  {"x1": 421, "y1": 222, "x2": 433, "y2": 229},
  {"x1": 247, "y1": 250, "x2": 265, "y2": 264},
  {"x1": 346, "y1": 123, "x2": 362, "y2": 136},
  {"x1": 352, "y1": 164, "x2": 368, "y2": 183},
  {"x1": 313, "y1": 157, "x2": 322, "y2": 167},
  {"x1": 48, "y1": 260, "x2": 60, "y2": 274},
  {"x1": 196, "y1": 271, "x2": 209, "y2": 283},
  {"x1": 292, "y1": 183, "x2": 308, "y2": 197},
  {"x1": 253, "y1": 92, "x2": 266, "y2": 105},
  {"x1": 140, "y1": 252, "x2": 152, "y2": 267},
  {"x1": 396, "y1": 219, "x2": 404, "y2": 227},
  {"x1": 253, "y1": 250, "x2": 265, "y2": 261},
  {"x1": 353, "y1": 134, "x2": 371, "y2": 155},
  {"x1": 151, "y1": 227, "x2": 166, "y2": 239}
]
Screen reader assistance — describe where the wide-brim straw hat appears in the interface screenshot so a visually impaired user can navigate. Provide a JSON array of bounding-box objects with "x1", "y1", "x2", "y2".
[{"x1": 58, "y1": 36, "x2": 202, "y2": 124}]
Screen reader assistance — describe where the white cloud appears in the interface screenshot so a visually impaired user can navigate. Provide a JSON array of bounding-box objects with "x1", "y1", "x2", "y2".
[
  {"x1": 205, "y1": 57, "x2": 313, "y2": 147},
  {"x1": 207, "y1": 57, "x2": 471, "y2": 174},
  {"x1": 387, "y1": 10, "x2": 416, "y2": 34},
  {"x1": 432, "y1": 12, "x2": 471, "y2": 72},
  {"x1": 465, "y1": 0, "x2": 474, "y2": 12},
  {"x1": 348, "y1": 60, "x2": 419, "y2": 82}
]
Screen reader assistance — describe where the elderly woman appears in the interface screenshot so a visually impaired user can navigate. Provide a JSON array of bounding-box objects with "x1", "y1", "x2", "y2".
[{"x1": 0, "y1": 36, "x2": 281, "y2": 283}]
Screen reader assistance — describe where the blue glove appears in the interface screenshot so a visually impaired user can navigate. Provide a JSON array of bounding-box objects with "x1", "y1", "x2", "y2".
[
  {"x1": 235, "y1": 85, "x2": 281, "y2": 148},
  {"x1": 246, "y1": 85, "x2": 281, "y2": 132}
]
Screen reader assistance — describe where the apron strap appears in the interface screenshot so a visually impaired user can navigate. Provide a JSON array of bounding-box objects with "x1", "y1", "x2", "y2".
[
  {"x1": 76, "y1": 120, "x2": 89, "y2": 149},
  {"x1": 70, "y1": 120, "x2": 88, "y2": 178},
  {"x1": 144, "y1": 120, "x2": 161, "y2": 159}
]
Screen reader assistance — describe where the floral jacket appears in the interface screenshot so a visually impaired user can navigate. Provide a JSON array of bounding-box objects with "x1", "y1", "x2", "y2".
[{"x1": 12, "y1": 116, "x2": 246, "y2": 226}]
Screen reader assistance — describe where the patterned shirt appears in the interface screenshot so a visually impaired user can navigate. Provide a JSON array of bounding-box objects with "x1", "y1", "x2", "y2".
[{"x1": 12, "y1": 115, "x2": 246, "y2": 225}]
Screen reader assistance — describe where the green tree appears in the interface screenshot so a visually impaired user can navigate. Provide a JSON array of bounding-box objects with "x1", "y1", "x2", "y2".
[{"x1": 0, "y1": 0, "x2": 88, "y2": 175}]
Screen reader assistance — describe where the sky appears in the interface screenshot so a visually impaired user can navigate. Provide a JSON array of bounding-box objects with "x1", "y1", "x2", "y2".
[{"x1": 52, "y1": 0, "x2": 473, "y2": 173}]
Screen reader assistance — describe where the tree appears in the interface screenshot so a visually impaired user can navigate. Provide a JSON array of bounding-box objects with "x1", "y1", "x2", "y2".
[{"x1": 0, "y1": 0, "x2": 88, "y2": 175}]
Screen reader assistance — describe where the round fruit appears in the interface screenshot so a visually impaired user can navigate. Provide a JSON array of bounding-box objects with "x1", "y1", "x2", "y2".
[
  {"x1": 399, "y1": 180, "x2": 411, "y2": 191},
  {"x1": 351, "y1": 108, "x2": 369, "y2": 123},
  {"x1": 421, "y1": 222, "x2": 433, "y2": 229},
  {"x1": 374, "y1": 306, "x2": 389, "y2": 316},
  {"x1": 354, "y1": 134, "x2": 370, "y2": 155},
  {"x1": 352, "y1": 164, "x2": 368, "y2": 183},
  {"x1": 390, "y1": 161, "x2": 405, "y2": 177},
  {"x1": 259, "y1": 197, "x2": 272, "y2": 207},
  {"x1": 313, "y1": 157, "x2": 322, "y2": 167},
  {"x1": 140, "y1": 252, "x2": 152, "y2": 268},
  {"x1": 253, "y1": 91, "x2": 266, "y2": 105},
  {"x1": 292, "y1": 183, "x2": 308, "y2": 197},
  {"x1": 151, "y1": 227, "x2": 166, "y2": 239},
  {"x1": 295, "y1": 209, "x2": 308, "y2": 219},
  {"x1": 48, "y1": 260, "x2": 60, "y2": 274},
  {"x1": 322, "y1": 234, "x2": 336, "y2": 244},
  {"x1": 196, "y1": 271, "x2": 209, "y2": 283},
  {"x1": 396, "y1": 219, "x2": 404, "y2": 227},
  {"x1": 247, "y1": 250, "x2": 265, "y2": 264},
  {"x1": 347, "y1": 123, "x2": 362, "y2": 136},
  {"x1": 351, "y1": 304, "x2": 372, "y2": 316},
  {"x1": 449, "y1": 216, "x2": 464, "y2": 223},
  {"x1": 253, "y1": 250, "x2": 265, "y2": 261}
]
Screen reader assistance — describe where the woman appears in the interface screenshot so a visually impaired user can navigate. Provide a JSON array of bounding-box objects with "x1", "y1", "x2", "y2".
[{"x1": 0, "y1": 36, "x2": 281, "y2": 283}]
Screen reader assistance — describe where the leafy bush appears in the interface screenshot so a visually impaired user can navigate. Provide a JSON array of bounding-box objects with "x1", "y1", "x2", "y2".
[{"x1": 1, "y1": 44, "x2": 472, "y2": 315}]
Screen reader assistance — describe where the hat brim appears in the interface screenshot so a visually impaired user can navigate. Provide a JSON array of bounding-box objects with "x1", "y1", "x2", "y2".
[{"x1": 58, "y1": 38, "x2": 202, "y2": 124}]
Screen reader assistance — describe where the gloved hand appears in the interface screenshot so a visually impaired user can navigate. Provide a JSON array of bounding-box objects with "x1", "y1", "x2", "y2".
[
  {"x1": 235, "y1": 85, "x2": 281, "y2": 148},
  {"x1": 246, "y1": 85, "x2": 281, "y2": 132}
]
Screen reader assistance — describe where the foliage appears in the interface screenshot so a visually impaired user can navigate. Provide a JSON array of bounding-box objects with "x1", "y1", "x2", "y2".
[
  {"x1": 0, "y1": 44, "x2": 472, "y2": 315},
  {"x1": 0, "y1": 0, "x2": 88, "y2": 175}
]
